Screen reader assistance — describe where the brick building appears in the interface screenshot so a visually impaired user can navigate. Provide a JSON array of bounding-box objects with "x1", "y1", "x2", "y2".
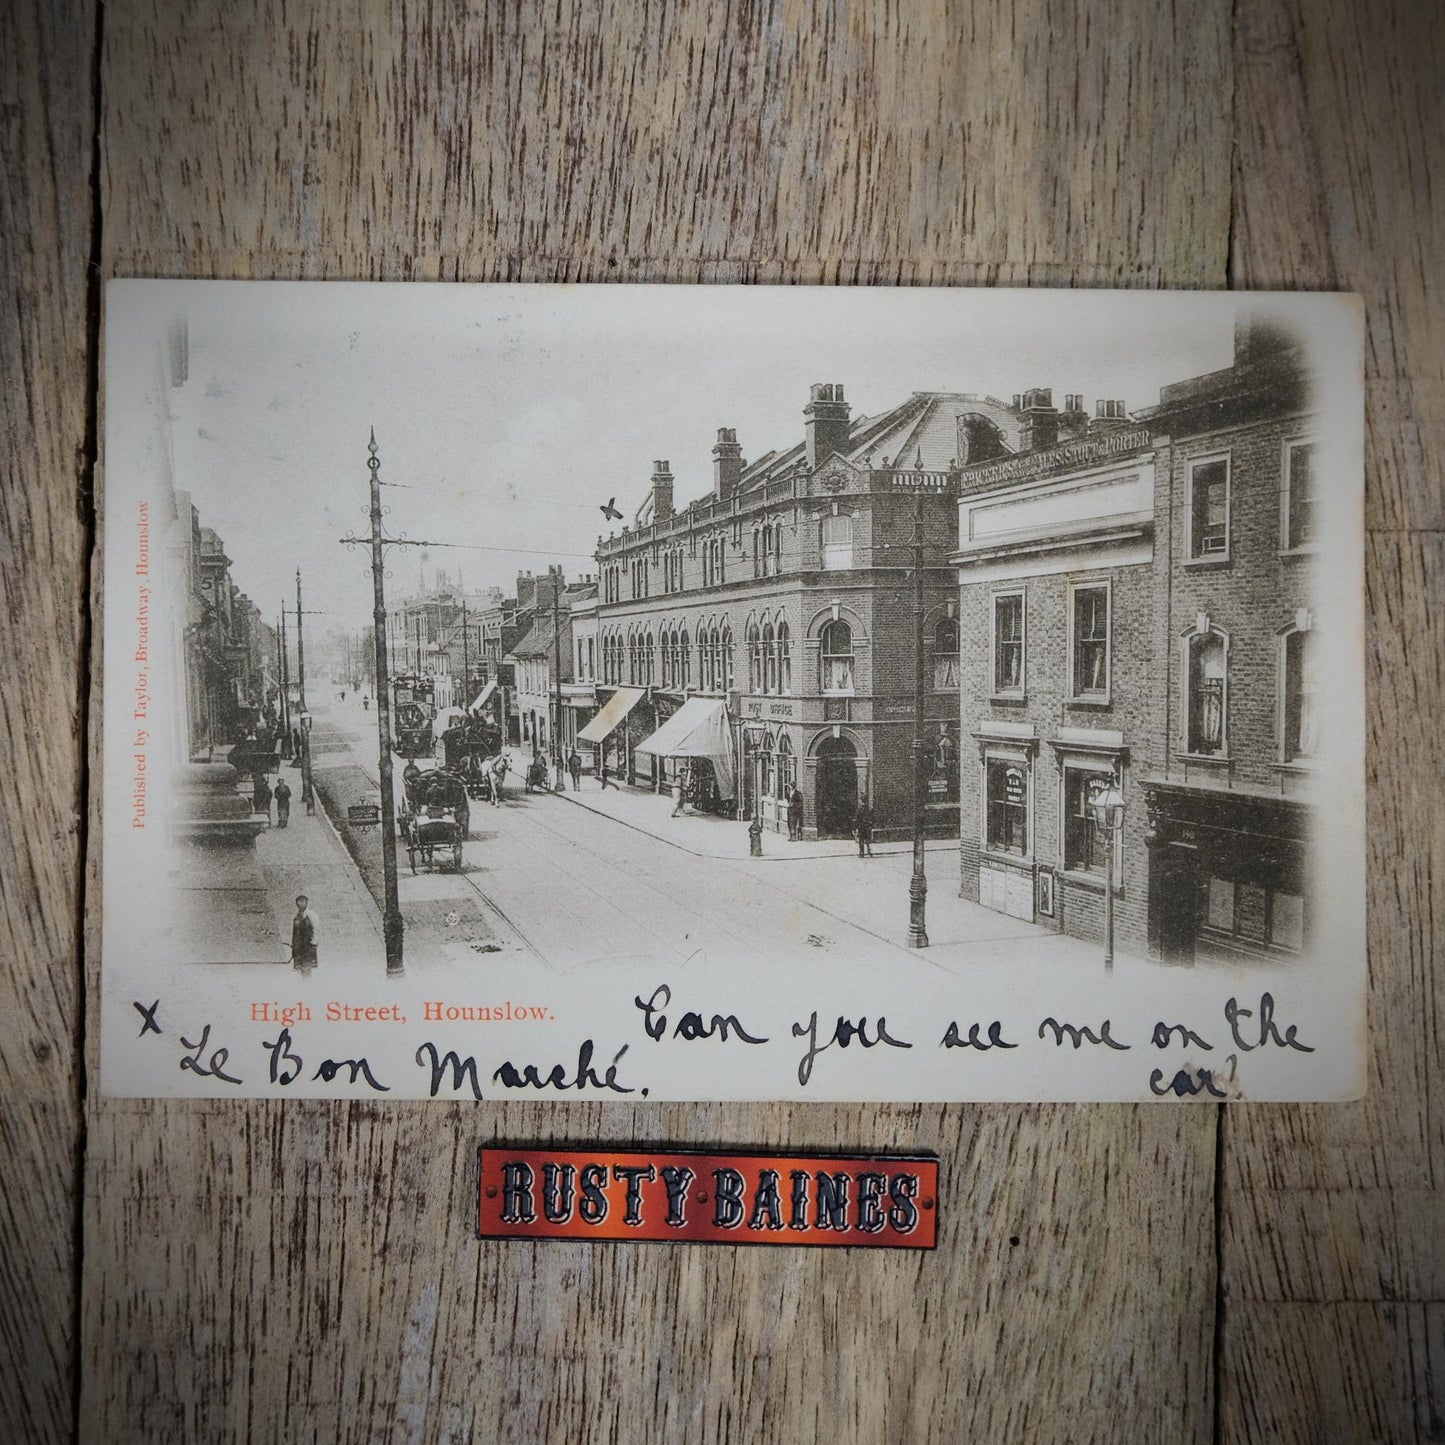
[
  {"x1": 954, "y1": 320, "x2": 1321, "y2": 966},
  {"x1": 589, "y1": 385, "x2": 1024, "y2": 838},
  {"x1": 1139, "y1": 320, "x2": 1319, "y2": 964},
  {"x1": 952, "y1": 393, "x2": 1162, "y2": 950}
]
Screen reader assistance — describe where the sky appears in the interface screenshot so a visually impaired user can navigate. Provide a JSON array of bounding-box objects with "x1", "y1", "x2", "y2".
[{"x1": 109, "y1": 281, "x2": 1249, "y2": 640}]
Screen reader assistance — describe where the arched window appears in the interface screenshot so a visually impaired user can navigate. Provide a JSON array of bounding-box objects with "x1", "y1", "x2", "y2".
[
  {"x1": 721, "y1": 623, "x2": 734, "y2": 690},
  {"x1": 715, "y1": 537, "x2": 725, "y2": 585},
  {"x1": 821, "y1": 619, "x2": 855, "y2": 693},
  {"x1": 933, "y1": 617, "x2": 960, "y2": 690},
  {"x1": 643, "y1": 631, "x2": 655, "y2": 685},
  {"x1": 760, "y1": 730, "x2": 775, "y2": 797},
  {"x1": 762, "y1": 621, "x2": 776, "y2": 693},
  {"x1": 1185, "y1": 628, "x2": 1227, "y2": 755},
  {"x1": 770, "y1": 522, "x2": 782, "y2": 576},
  {"x1": 1282, "y1": 626, "x2": 1320, "y2": 761},
  {"x1": 747, "y1": 623, "x2": 762, "y2": 692},
  {"x1": 821, "y1": 513, "x2": 853, "y2": 570},
  {"x1": 777, "y1": 620, "x2": 792, "y2": 692},
  {"x1": 777, "y1": 734, "x2": 795, "y2": 796},
  {"x1": 627, "y1": 630, "x2": 639, "y2": 685},
  {"x1": 679, "y1": 629, "x2": 690, "y2": 688},
  {"x1": 752, "y1": 529, "x2": 762, "y2": 578}
]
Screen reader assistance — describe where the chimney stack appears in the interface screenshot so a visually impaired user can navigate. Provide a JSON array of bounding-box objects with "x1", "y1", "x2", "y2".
[
  {"x1": 1092, "y1": 398, "x2": 1129, "y2": 431},
  {"x1": 804, "y1": 383, "x2": 851, "y2": 468},
  {"x1": 713, "y1": 427, "x2": 743, "y2": 501},
  {"x1": 650, "y1": 459, "x2": 674, "y2": 522},
  {"x1": 1019, "y1": 387, "x2": 1059, "y2": 451},
  {"x1": 1059, "y1": 392, "x2": 1089, "y2": 440}
]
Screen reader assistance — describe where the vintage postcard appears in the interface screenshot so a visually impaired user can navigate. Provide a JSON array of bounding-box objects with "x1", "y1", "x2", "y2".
[{"x1": 100, "y1": 282, "x2": 1365, "y2": 1101}]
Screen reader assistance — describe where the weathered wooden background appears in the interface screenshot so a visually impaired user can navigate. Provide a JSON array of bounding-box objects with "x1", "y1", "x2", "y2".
[{"x1": 1, "y1": 0, "x2": 1439, "y2": 1440}]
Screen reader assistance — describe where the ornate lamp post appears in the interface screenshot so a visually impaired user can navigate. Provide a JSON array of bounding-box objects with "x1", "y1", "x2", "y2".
[
  {"x1": 1088, "y1": 777, "x2": 1127, "y2": 972},
  {"x1": 907, "y1": 456, "x2": 929, "y2": 949}
]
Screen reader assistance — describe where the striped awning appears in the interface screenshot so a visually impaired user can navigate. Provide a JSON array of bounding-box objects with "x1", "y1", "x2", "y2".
[{"x1": 577, "y1": 687, "x2": 646, "y2": 744}]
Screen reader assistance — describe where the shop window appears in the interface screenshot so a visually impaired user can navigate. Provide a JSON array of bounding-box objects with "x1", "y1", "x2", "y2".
[
  {"x1": 993, "y1": 592, "x2": 1024, "y2": 695},
  {"x1": 1284, "y1": 441, "x2": 1317, "y2": 550},
  {"x1": 1071, "y1": 584, "x2": 1110, "y2": 699},
  {"x1": 933, "y1": 617, "x2": 960, "y2": 691},
  {"x1": 821, "y1": 619, "x2": 855, "y2": 694},
  {"x1": 1189, "y1": 456, "x2": 1230, "y2": 558},
  {"x1": 1186, "y1": 629, "x2": 1227, "y2": 755},
  {"x1": 1202, "y1": 876, "x2": 1305, "y2": 953},
  {"x1": 1283, "y1": 627, "x2": 1320, "y2": 761},
  {"x1": 985, "y1": 758, "x2": 1029, "y2": 857},
  {"x1": 1063, "y1": 768, "x2": 1111, "y2": 874},
  {"x1": 821, "y1": 513, "x2": 853, "y2": 570}
]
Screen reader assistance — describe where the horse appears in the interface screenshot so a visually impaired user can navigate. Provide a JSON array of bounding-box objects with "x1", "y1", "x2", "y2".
[{"x1": 480, "y1": 751, "x2": 512, "y2": 806}]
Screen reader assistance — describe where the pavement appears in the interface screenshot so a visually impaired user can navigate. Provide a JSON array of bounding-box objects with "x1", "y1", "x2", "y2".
[
  {"x1": 553, "y1": 774, "x2": 958, "y2": 862},
  {"x1": 251, "y1": 769, "x2": 384, "y2": 968}
]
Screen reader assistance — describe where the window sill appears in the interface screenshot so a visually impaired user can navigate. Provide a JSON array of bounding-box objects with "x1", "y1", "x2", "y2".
[
  {"x1": 1176, "y1": 751, "x2": 1230, "y2": 766},
  {"x1": 1067, "y1": 696, "x2": 1113, "y2": 710},
  {"x1": 990, "y1": 692, "x2": 1027, "y2": 705},
  {"x1": 981, "y1": 849, "x2": 1033, "y2": 870},
  {"x1": 1061, "y1": 868, "x2": 1124, "y2": 898},
  {"x1": 1182, "y1": 555, "x2": 1232, "y2": 570},
  {"x1": 1277, "y1": 544, "x2": 1320, "y2": 559},
  {"x1": 1273, "y1": 759, "x2": 1316, "y2": 774}
]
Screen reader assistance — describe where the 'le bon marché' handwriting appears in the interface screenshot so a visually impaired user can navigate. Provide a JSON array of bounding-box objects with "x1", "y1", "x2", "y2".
[{"x1": 130, "y1": 991, "x2": 1316, "y2": 1097}]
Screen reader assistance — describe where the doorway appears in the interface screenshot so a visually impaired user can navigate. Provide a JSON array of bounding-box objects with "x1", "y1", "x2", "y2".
[
  {"x1": 1154, "y1": 847, "x2": 1198, "y2": 963},
  {"x1": 815, "y1": 736, "x2": 860, "y2": 838}
]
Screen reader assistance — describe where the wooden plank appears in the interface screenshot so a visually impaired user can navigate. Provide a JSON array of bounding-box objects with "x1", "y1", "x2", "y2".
[
  {"x1": 0, "y1": 0, "x2": 97, "y2": 1438},
  {"x1": 82, "y1": 3, "x2": 1233, "y2": 1441},
  {"x1": 1225, "y1": 0, "x2": 1444, "y2": 1439}
]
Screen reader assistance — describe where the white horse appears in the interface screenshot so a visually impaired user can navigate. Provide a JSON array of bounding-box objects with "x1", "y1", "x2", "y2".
[{"x1": 481, "y1": 751, "x2": 512, "y2": 806}]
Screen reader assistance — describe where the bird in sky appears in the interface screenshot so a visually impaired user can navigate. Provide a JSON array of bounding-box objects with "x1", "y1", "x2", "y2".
[{"x1": 599, "y1": 496, "x2": 623, "y2": 521}]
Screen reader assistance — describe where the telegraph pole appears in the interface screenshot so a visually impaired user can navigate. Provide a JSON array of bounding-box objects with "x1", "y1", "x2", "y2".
[
  {"x1": 277, "y1": 609, "x2": 292, "y2": 757},
  {"x1": 907, "y1": 456, "x2": 930, "y2": 949},
  {"x1": 341, "y1": 431, "x2": 481, "y2": 977},
  {"x1": 364, "y1": 433, "x2": 404, "y2": 976},
  {"x1": 551, "y1": 584, "x2": 566, "y2": 789},
  {"x1": 295, "y1": 570, "x2": 315, "y2": 818},
  {"x1": 461, "y1": 591, "x2": 471, "y2": 711}
]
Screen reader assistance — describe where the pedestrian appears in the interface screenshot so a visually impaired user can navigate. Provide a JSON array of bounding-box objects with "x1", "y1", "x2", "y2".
[
  {"x1": 568, "y1": 748, "x2": 582, "y2": 792},
  {"x1": 255, "y1": 775, "x2": 273, "y2": 823},
  {"x1": 362, "y1": 696, "x2": 369, "y2": 711},
  {"x1": 672, "y1": 763, "x2": 688, "y2": 817},
  {"x1": 291, "y1": 895, "x2": 319, "y2": 972},
  {"x1": 274, "y1": 776, "x2": 292, "y2": 828},
  {"x1": 600, "y1": 755, "x2": 615, "y2": 790},
  {"x1": 854, "y1": 797, "x2": 875, "y2": 857},
  {"x1": 291, "y1": 725, "x2": 302, "y2": 760},
  {"x1": 787, "y1": 785, "x2": 804, "y2": 841},
  {"x1": 302, "y1": 775, "x2": 316, "y2": 816}
]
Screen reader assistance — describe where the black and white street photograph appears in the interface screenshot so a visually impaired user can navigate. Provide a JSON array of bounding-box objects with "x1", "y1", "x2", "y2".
[{"x1": 100, "y1": 281, "x2": 1365, "y2": 1101}]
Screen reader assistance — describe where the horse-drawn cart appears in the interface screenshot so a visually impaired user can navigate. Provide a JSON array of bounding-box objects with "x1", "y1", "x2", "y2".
[{"x1": 400, "y1": 765, "x2": 470, "y2": 873}]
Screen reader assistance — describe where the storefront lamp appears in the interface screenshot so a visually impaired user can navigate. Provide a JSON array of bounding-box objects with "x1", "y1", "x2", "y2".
[
  {"x1": 1087, "y1": 779, "x2": 1125, "y2": 831},
  {"x1": 1087, "y1": 778, "x2": 1125, "y2": 973}
]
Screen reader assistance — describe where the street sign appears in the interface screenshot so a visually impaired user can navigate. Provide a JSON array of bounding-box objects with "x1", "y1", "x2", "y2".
[{"x1": 348, "y1": 803, "x2": 382, "y2": 828}]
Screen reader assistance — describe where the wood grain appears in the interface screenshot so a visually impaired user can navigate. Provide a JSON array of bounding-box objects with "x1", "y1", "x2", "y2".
[
  {"x1": 1225, "y1": 1, "x2": 1444, "y2": 1439},
  {"x1": 0, "y1": 1, "x2": 95, "y2": 1440},
  {"x1": 0, "y1": 0, "x2": 1435, "y2": 1438}
]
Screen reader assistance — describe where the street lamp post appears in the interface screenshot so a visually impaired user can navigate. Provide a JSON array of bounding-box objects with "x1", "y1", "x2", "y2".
[
  {"x1": 743, "y1": 722, "x2": 766, "y2": 856},
  {"x1": 1088, "y1": 776, "x2": 1127, "y2": 972},
  {"x1": 907, "y1": 459, "x2": 929, "y2": 949}
]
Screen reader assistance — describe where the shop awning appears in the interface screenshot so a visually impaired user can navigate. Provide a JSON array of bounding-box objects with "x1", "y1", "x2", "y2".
[
  {"x1": 469, "y1": 679, "x2": 499, "y2": 712},
  {"x1": 636, "y1": 697, "x2": 735, "y2": 799},
  {"x1": 577, "y1": 687, "x2": 646, "y2": 744}
]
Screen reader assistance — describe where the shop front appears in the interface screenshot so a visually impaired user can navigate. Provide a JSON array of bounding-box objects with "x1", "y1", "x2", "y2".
[
  {"x1": 972, "y1": 724, "x2": 1038, "y2": 922},
  {"x1": 1142, "y1": 779, "x2": 1313, "y2": 964}
]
